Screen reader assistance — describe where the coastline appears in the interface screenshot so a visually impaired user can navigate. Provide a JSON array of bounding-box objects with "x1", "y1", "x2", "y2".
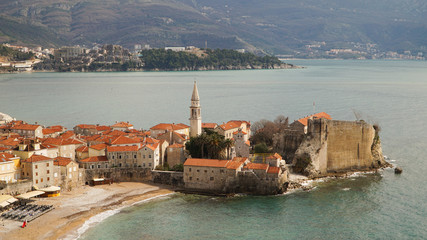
[{"x1": 0, "y1": 182, "x2": 174, "y2": 240}]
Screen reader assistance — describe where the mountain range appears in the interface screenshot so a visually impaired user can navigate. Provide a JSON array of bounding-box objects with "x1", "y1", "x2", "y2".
[{"x1": 1, "y1": 0, "x2": 426, "y2": 55}]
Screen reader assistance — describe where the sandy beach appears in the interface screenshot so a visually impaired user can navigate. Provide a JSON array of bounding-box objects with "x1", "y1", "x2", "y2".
[{"x1": 0, "y1": 182, "x2": 174, "y2": 240}]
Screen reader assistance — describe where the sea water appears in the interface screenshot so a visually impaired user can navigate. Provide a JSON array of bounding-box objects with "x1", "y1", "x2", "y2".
[{"x1": 1, "y1": 60, "x2": 426, "y2": 239}]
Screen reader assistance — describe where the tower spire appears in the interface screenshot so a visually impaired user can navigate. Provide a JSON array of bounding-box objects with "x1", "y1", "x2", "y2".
[
  {"x1": 190, "y1": 81, "x2": 202, "y2": 137},
  {"x1": 191, "y1": 81, "x2": 200, "y2": 101}
]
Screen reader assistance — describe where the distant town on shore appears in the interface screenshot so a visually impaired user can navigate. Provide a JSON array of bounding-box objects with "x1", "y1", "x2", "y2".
[{"x1": 1, "y1": 42, "x2": 424, "y2": 73}]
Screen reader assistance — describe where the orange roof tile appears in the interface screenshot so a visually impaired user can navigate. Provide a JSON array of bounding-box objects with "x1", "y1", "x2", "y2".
[
  {"x1": 233, "y1": 130, "x2": 247, "y2": 135},
  {"x1": 111, "y1": 121, "x2": 133, "y2": 128},
  {"x1": 59, "y1": 131, "x2": 75, "y2": 139},
  {"x1": 267, "y1": 166, "x2": 281, "y2": 174},
  {"x1": 89, "y1": 143, "x2": 108, "y2": 151},
  {"x1": 54, "y1": 157, "x2": 72, "y2": 166},
  {"x1": 0, "y1": 146, "x2": 11, "y2": 152},
  {"x1": 96, "y1": 125, "x2": 111, "y2": 131},
  {"x1": 184, "y1": 158, "x2": 229, "y2": 168},
  {"x1": 80, "y1": 156, "x2": 108, "y2": 163},
  {"x1": 107, "y1": 145, "x2": 139, "y2": 152},
  {"x1": 244, "y1": 163, "x2": 269, "y2": 171},
  {"x1": 75, "y1": 124, "x2": 97, "y2": 129},
  {"x1": 110, "y1": 136, "x2": 140, "y2": 145},
  {"x1": 42, "y1": 138, "x2": 83, "y2": 146},
  {"x1": 168, "y1": 143, "x2": 184, "y2": 148},
  {"x1": 103, "y1": 130, "x2": 127, "y2": 136},
  {"x1": 219, "y1": 122, "x2": 241, "y2": 131},
  {"x1": 226, "y1": 161, "x2": 244, "y2": 170},
  {"x1": 0, "y1": 153, "x2": 15, "y2": 162},
  {"x1": 202, "y1": 123, "x2": 217, "y2": 129},
  {"x1": 150, "y1": 123, "x2": 189, "y2": 131},
  {"x1": 76, "y1": 146, "x2": 89, "y2": 152},
  {"x1": 23, "y1": 154, "x2": 52, "y2": 163},
  {"x1": 297, "y1": 112, "x2": 332, "y2": 126},
  {"x1": 10, "y1": 124, "x2": 41, "y2": 131}
]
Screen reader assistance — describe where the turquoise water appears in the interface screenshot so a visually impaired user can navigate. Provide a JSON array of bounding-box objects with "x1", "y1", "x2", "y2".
[{"x1": 1, "y1": 60, "x2": 427, "y2": 239}]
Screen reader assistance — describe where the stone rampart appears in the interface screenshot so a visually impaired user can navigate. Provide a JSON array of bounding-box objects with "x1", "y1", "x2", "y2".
[
  {"x1": 152, "y1": 171, "x2": 184, "y2": 187},
  {"x1": 0, "y1": 180, "x2": 32, "y2": 195},
  {"x1": 294, "y1": 119, "x2": 386, "y2": 177},
  {"x1": 84, "y1": 168, "x2": 152, "y2": 184}
]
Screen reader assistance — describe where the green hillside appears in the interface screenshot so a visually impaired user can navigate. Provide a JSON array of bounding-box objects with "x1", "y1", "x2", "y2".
[{"x1": 0, "y1": 0, "x2": 426, "y2": 55}]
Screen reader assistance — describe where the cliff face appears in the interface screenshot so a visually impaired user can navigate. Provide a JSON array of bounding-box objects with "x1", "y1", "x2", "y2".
[{"x1": 293, "y1": 119, "x2": 387, "y2": 177}]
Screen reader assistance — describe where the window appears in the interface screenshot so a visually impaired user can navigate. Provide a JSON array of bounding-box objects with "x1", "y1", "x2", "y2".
[
  {"x1": 91, "y1": 165, "x2": 94, "y2": 169},
  {"x1": 204, "y1": 170, "x2": 207, "y2": 173},
  {"x1": 189, "y1": 177, "x2": 192, "y2": 180},
  {"x1": 143, "y1": 155, "x2": 145, "y2": 159},
  {"x1": 41, "y1": 178, "x2": 43, "y2": 183},
  {"x1": 196, "y1": 178, "x2": 199, "y2": 181},
  {"x1": 210, "y1": 177, "x2": 214, "y2": 181},
  {"x1": 73, "y1": 167, "x2": 76, "y2": 171},
  {"x1": 119, "y1": 155, "x2": 122, "y2": 159},
  {"x1": 36, "y1": 180, "x2": 38, "y2": 184},
  {"x1": 134, "y1": 155, "x2": 137, "y2": 159},
  {"x1": 189, "y1": 168, "x2": 191, "y2": 172},
  {"x1": 143, "y1": 163, "x2": 145, "y2": 167},
  {"x1": 112, "y1": 155, "x2": 115, "y2": 159},
  {"x1": 54, "y1": 173, "x2": 58, "y2": 177},
  {"x1": 98, "y1": 165, "x2": 101, "y2": 169},
  {"x1": 69, "y1": 175, "x2": 72, "y2": 179},
  {"x1": 47, "y1": 177, "x2": 50, "y2": 181},
  {"x1": 149, "y1": 155, "x2": 151, "y2": 158},
  {"x1": 47, "y1": 170, "x2": 50, "y2": 174},
  {"x1": 35, "y1": 165, "x2": 38, "y2": 169},
  {"x1": 69, "y1": 168, "x2": 72, "y2": 172},
  {"x1": 119, "y1": 163, "x2": 122, "y2": 167},
  {"x1": 36, "y1": 172, "x2": 38, "y2": 176},
  {"x1": 197, "y1": 170, "x2": 200, "y2": 172},
  {"x1": 46, "y1": 163, "x2": 49, "y2": 167},
  {"x1": 149, "y1": 163, "x2": 152, "y2": 167},
  {"x1": 220, "y1": 169, "x2": 224, "y2": 173}
]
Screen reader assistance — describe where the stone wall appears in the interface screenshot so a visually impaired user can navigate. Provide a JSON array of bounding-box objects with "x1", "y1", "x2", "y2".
[
  {"x1": 293, "y1": 119, "x2": 387, "y2": 177},
  {"x1": 272, "y1": 129, "x2": 305, "y2": 163},
  {"x1": 152, "y1": 171, "x2": 184, "y2": 187},
  {"x1": 0, "y1": 180, "x2": 32, "y2": 195},
  {"x1": 84, "y1": 167, "x2": 152, "y2": 184}
]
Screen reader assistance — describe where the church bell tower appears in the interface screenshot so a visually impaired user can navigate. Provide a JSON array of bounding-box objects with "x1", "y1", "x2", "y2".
[{"x1": 190, "y1": 81, "x2": 202, "y2": 137}]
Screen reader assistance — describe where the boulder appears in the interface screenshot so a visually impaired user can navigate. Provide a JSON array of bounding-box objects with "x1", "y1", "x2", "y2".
[{"x1": 394, "y1": 166, "x2": 403, "y2": 174}]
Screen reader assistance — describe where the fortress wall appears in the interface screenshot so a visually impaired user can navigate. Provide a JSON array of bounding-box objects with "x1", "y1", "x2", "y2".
[{"x1": 322, "y1": 120, "x2": 375, "y2": 172}]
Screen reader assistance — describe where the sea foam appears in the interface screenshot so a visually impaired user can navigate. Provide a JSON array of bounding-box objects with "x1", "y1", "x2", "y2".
[{"x1": 61, "y1": 192, "x2": 174, "y2": 240}]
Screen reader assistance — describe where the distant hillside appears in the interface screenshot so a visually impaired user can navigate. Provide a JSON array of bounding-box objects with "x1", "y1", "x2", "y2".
[{"x1": 1, "y1": 0, "x2": 426, "y2": 55}]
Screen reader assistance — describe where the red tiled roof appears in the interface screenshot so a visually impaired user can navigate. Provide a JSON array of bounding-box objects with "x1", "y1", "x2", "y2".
[
  {"x1": 107, "y1": 145, "x2": 139, "y2": 152},
  {"x1": 42, "y1": 128, "x2": 57, "y2": 135},
  {"x1": 75, "y1": 124, "x2": 97, "y2": 129},
  {"x1": 219, "y1": 122, "x2": 240, "y2": 131},
  {"x1": 226, "y1": 161, "x2": 244, "y2": 170},
  {"x1": 297, "y1": 112, "x2": 332, "y2": 126},
  {"x1": 111, "y1": 121, "x2": 133, "y2": 128},
  {"x1": 244, "y1": 163, "x2": 269, "y2": 171},
  {"x1": 23, "y1": 154, "x2": 52, "y2": 163},
  {"x1": 202, "y1": 123, "x2": 217, "y2": 129},
  {"x1": 80, "y1": 156, "x2": 108, "y2": 163},
  {"x1": 89, "y1": 143, "x2": 108, "y2": 151},
  {"x1": 142, "y1": 143, "x2": 159, "y2": 151},
  {"x1": 54, "y1": 157, "x2": 72, "y2": 166},
  {"x1": 150, "y1": 123, "x2": 189, "y2": 131},
  {"x1": 267, "y1": 166, "x2": 281, "y2": 174},
  {"x1": 10, "y1": 124, "x2": 41, "y2": 131},
  {"x1": 42, "y1": 138, "x2": 83, "y2": 146},
  {"x1": 233, "y1": 130, "x2": 247, "y2": 135},
  {"x1": 59, "y1": 131, "x2": 75, "y2": 139},
  {"x1": 168, "y1": 143, "x2": 184, "y2": 148},
  {"x1": 103, "y1": 130, "x2": 127, "y2": 136},
  {"x1": 0, "y1": 146, "x2": 11, "y2": 152},
  {"x1": 184, "y1": 158, "x2": 229, "y2": 168},
  {"x1": 110, "y1": 136, "x2": 139, "y2": 145},
  {"x1": 76, "y1": 146, "x2": 89, "y2": 152},
  {"x1": 144, "y1": 137, "x2": 160, "y2": 144},
  {"x1": 96, "y1": 125, "x2": 111, "y2": 131},
  {"x1": 0, "y1": 153, "x2": 15, "y2": 162}
]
